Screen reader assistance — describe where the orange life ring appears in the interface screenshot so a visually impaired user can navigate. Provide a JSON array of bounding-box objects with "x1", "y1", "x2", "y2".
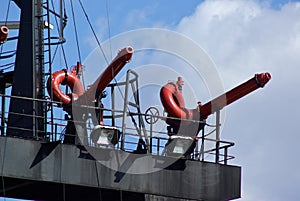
[
  {"x1": 47, "y1": 68, "x2": 85, "y2": 105},
  {"x1": 160, "y1": 79, "x2": 199, "y2": 126}
]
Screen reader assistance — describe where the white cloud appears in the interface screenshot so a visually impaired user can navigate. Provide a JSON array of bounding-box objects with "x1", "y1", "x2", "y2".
[
  {"x1": 177, "y1": 0, "x2": 300, "y2": 200},
  {"x1": 178, "y1": 0, "x2": 300, "y2": 86}
]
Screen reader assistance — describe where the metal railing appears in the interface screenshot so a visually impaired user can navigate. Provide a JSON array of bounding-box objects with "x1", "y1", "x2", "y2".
[{"x1": 0, "y1": 91, "x2": 235, "y2": 164}]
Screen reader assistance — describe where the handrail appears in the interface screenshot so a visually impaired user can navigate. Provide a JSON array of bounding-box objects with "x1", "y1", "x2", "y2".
[{"x1": 0, "y1": 92, "x2": 235, "y2": 164}]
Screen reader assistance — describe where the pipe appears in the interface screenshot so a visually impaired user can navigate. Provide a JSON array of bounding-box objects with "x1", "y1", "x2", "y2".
[
  {"x1": 160, "y1": 72, "x2": 271, "y2": 126},
  {"x1": 79, "y1": 46, "x2": 133, "y2": 103},
  {"x1": 200, "y1": 72, "x2": 271, "y2": 118},
  {"x1": 0, "y1": 26, "x2": 9, "y2": 43}
]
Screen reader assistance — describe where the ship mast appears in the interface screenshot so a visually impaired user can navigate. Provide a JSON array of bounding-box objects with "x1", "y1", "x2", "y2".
[{"x1": 7, "y1": 0, "x2": 64, "y2": 138}]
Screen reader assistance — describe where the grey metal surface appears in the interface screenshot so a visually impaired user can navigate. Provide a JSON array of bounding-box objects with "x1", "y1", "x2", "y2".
[{"x1": 0, "y1": 137, "x2": 241, "y2": 201}]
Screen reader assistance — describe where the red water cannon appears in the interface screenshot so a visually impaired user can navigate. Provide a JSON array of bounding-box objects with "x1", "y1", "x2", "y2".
[
  {"x1": 47, "y1": 46, "x2": 134, "y2": 108},
  {"x1": 200, "y1": 72, "x2": 271, "y2": 118},
  {"x1": 0, "y1": 26, "x2": 9, "y2": 43},
  {"x1": 79, "y1": 46, "x2": 133, "y2": 103},
  {"x1": 160, "y1": 72, "x2": 271, "y2": 127}
]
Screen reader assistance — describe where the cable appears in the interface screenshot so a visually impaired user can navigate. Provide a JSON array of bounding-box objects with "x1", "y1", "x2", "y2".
[
  {"x1": 105, "y1": 0, "x2": 112, "y2": 61},
  {"x1": 68, "y1": 0, "x2": 91, "y2": 133},
  {"x1": 94, "y1": 161, "x2": 102, "y2": 201},
  {"x1": 3, "y1": 0, "x2": 10, "y2": 26},
  {"x1": 50, "y1": 0, "x2": 68, "y2": 69},
  {"x1": 70, "y1": 0, "x2": 82, "y2": 63},
  {"x1": 77, "y1": 0, "x2": 137, "y2": 141},
  {"x1": 1, "y1": 135, "x2": 7, "y2": 198},
  {"x1": 69, "y1": 0, "x2": 87, "y2": 105},
  {"x1": 50, "y1": 43, "x2": 60, "y2": 65},
  {"x1": 79, "y1": 0, "x2": 128, "y2": 114},
  {"x1": 78, "y1": 0, "x2": 109, "y2": 65}
]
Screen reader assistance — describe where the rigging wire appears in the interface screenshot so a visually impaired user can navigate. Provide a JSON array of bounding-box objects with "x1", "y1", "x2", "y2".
[
  {"x1": 94, "y1": 161, "x2": 103, "y2": 201},
  {"x1": 50, "y1": 0, "x2": 68, "y2": 69},
  {"x1": 3, "y1": 0, "x2": 10, "y2": 26},
  {"x1": 69, "y1": 0, "x2": 88, "y2": 91},
  {"x1": 69, "y1": 0, "x2": 87, "y2": 105},
  {"x1": 104, "y1": 0, "x2": 128, "y2": 121},
  {"x1": 50, "y1": 43, "x2": 60, "y2": 65},
  {"x1": 61, "y1": 0, "x2": 146, "y2": 150},
  {"x1": 76, "y1": 0, "x2": 128, "y2": 102},
  {"x1": 70, "y1": 0, "x2": 82, "y2": 63},
  {"x1": 102, "y1": 0, "x2": 126, "y2": 104},
  {"x1": 50, "y1": 0, "x2": 70, "y2": 125},
  {"x1": 105, "y1": 0, "x2": 113, "y2": 61},
  {"x1": 76, "y1": 0, "x2": 114, "y2": 130},
  {"x1": 78, "y1": 0, "x2": 109, "y2": 65},
  {"x1": 1, "y1": 138, "x2": 6, "y2": 199}
]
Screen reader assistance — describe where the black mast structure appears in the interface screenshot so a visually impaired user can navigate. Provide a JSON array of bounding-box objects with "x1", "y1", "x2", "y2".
[
  {"x1": 7, "y1": 0, "x2": 65, "y2": 138},
  {"x1": 7, "y1": 0, "x2": 45, "y2": 137}
]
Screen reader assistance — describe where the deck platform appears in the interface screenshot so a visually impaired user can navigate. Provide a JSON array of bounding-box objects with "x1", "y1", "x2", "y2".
[{"x1": 0, "y1": 137, "x2": 241, "y2": 201}]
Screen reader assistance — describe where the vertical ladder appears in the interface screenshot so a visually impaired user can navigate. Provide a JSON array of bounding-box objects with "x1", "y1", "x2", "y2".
[
  {"x1": 42, "y1": 0, "x2": 66, "y2": 140},
  {"x1": 121, "y1": 70, "x2": 149, "y2": 152},
  {"x1": 34, "y1": 0, "x2": 46, "y2": 138}
]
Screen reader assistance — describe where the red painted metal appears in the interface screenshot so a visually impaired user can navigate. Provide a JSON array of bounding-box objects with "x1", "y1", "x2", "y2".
[
  {"x1": 0, "y1": 26, "x2": 9, "y2": 43},
  {"x1": 160, "y1": 73, "x2": 271, "y2": 125},
  {"x1": 47, "y1": 46, "x2": 133, "y2": 108},
  {"x1": 200, "y1": 72, "x2": 271, "y2": 118},
  {"x1": 160, "y1": 77, "x2": 198, "y2": 123},
  {"x1": 79, "y1": 46, "x2": 133, "y2": 103},
  {"x1": 47, "y1": 64, "x2": 84, "y2": 105}
]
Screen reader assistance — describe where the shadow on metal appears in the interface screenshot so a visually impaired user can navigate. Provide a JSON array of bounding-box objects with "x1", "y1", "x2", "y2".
[
  {"x1": 77, "y1": 145, "x2": 96, "y2": 161},
  {"x1": 29, "y1": 140, "x2": 61, "y2": 169},
  {"x1": 114, "y1": 154, "x2": 147, "y2": 183}
]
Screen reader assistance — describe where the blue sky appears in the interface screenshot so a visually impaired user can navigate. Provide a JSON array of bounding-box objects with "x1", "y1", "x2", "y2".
[{"x1": 1, "y1": 0, "x2": 300, "y2": 200}]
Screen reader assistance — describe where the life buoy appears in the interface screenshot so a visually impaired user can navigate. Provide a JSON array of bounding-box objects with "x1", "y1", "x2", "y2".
[
  {"x1": 47, "y1": 46, "x2": 134, "y2": 108},
  {"x1": 47, "y1": 67, "x2": 85, "y2": 106},
  {"x1": 160, "y1": 78, "x2": 199, "y2": 126}
]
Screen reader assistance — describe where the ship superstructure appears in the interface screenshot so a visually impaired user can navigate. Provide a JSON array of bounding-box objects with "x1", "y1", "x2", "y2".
[{"x1": 0, "y1": 1, "x2": 271, "y2": 200}]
